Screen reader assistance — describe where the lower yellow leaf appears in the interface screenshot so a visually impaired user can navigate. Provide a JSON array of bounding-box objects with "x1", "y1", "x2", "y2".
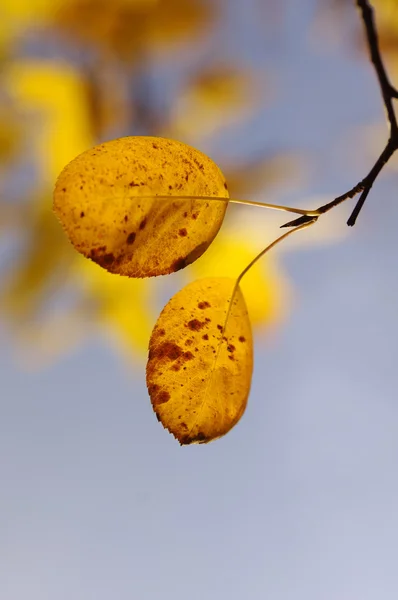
[{"x1": 146, "y1": 277, "x2": 253, "y2": 444}]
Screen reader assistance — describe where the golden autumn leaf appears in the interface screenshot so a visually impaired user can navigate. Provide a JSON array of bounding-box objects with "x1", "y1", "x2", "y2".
[
  {"x1": 53, "y1": 136, "x2": 229, "y2": 277},
  {"x1": 146, "y1": 277, "x2": 253, "y2": 444}
]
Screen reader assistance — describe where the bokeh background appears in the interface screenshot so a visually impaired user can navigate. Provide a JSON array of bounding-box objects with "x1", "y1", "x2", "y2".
[{"x1": 1, "y1": 0, "x2": 398, "y2": 598}]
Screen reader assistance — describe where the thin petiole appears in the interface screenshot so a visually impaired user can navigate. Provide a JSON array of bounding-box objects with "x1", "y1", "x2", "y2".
[
  {"x1": 237, "y1": 219, "x2": 318, "y2": 285},
  {"x1": 229, "y1": 198, "x2": 319, "y2": 216},
  {"x1": 134, "y1": 195, "x2": 320, "y2": 217}
]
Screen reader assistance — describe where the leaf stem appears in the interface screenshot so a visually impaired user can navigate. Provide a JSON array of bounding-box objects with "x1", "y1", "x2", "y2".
[
  {"x1": 141, "y1": 195, "x2": 319, "y2": 217},
  {"x1": 237, "y1": 219, "x2": 318, "y2": 285},
  {"x1": 229, "y1": 198, "x2": 319, "y2": 216}
]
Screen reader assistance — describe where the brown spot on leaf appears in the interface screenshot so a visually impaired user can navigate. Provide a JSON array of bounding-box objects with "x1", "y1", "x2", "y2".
[
  {"x1": 185, "y1": 242, "x2": 208, "y2": 264},
  {"x1": 124, "y1": 215, "x2": 129, "y2": 222},
  {"x1": 185, "y1": 339, "x2": 193, "y2": 346},
  {"x1": 129, "y1": 181, "x2": 139, "y2": 187},
  {"x1": 202, "y1": 334, "x2": 209, "y2": 341},
  {"x1": 193, "y1": 158, "x2": 205, "y2": 173},
  {"x1": 227, "y1": 344, "x2": 236, "y2": 353},
  {"x1": 187, "y1": 319, "x2": 206, "y2": 331},
  {"x1": 171, "y1": 257, "x2": 187, "y2": 272},
  {"x1": 181, "y1": 431, "x2": 207, "y2": 445},
  {"x1": 139, "y1": 218, "x2": 147, "y2": 230},
  {"x1": 217, "y1": 324, "x2": 223, "y2": 331},
  {"x1": 150, "y1": 341, "x2": 183, "y2": 361},
  {"x1": 152, "y1": 143, "x2": 159, "y2": 149},
  {"x1": 170, "y1": 242, "x2": 209, "y2": 272},
  {"x1": 179, "y1": 228, "x2": 187, "y2": 237},
  {"x1": 184, "y1": 351, "x2": 194, "y2": 360},
  {"x1": 90, "y1": 248, "x2": 115, "y2": 268},
  {"x1": 239, "y1": 336, "x2": 246, "y2": 343},
  {"x1": 102, "y1": 253, "x2": 115, "y2": 266},
  {"x1": 80, "y1": 211, "x2": 85, "y2": 218},
  {"x1": 198, "y1": 301, "x2": 210, "y2": 309},
  {"x1": 127, "y1": 232, "x2": 136, "y2": 244},
  {"x1": 151, "y1": 389, "x2": 171, "y2": 406},
  {"x1": 158, "y1": 328, "x2": 165, "y2": 336}
]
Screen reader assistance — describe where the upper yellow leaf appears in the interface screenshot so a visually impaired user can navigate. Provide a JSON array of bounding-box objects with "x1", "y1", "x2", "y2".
[
  {"x1": 53, "y1": 136, "x2": 229, "y2": 277},
  {"x1": 146, "y1": 277, "x2": 253, "y2": 444}
]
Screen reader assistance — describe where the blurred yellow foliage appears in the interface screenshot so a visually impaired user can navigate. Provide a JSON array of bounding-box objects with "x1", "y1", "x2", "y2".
[
  {"x1": 2, "y1": 201, "x2": 74, "y2": 319},
  {"x1": 52, "y1": 0, "x2": 210, "y2": 60},
  {"x1": 172, "y1": 66, "x2": 257, "y2": 138},
  {"x1": 75, "y1": 256, "x2": 155, "y2": 354},
  {"x1": 0, "y1": 0, "x2": 56, "y2": 52},
  {"x1": 371, "y1": 0, "x2": 398, "y2": 79},
  {"x1": 5, "y1": 60, "x2": 93, "y2": 183},
  {"x1": 0, "y1": 106, "x2": 21, "y2": 164}
]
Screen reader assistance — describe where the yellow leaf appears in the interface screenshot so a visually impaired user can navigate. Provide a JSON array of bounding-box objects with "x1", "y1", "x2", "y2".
[
  {"x1": 146, "y1": 277, "x2": 253, "y2": 444},
  {"x1": 53, "y1": 136, "x2": 229, "y2": 277}
]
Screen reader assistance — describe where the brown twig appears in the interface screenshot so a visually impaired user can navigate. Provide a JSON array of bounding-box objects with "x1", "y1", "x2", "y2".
[{"x1": 282, "y1": 0, "x2": 398, "y2": 230}]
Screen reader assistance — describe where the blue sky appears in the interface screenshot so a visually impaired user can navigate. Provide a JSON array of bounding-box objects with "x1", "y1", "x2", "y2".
[{"x1": 2, "y1": 1, "x2": 398, "y2": 599}]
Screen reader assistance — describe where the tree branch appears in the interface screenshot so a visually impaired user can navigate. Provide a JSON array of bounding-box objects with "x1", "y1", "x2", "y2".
[
  {"x1": 357, "y1": 0, "x2": 398, "y2": 134},
  {"x1": 281, "y1": 0, "x2": 398, "y2": 230}
]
